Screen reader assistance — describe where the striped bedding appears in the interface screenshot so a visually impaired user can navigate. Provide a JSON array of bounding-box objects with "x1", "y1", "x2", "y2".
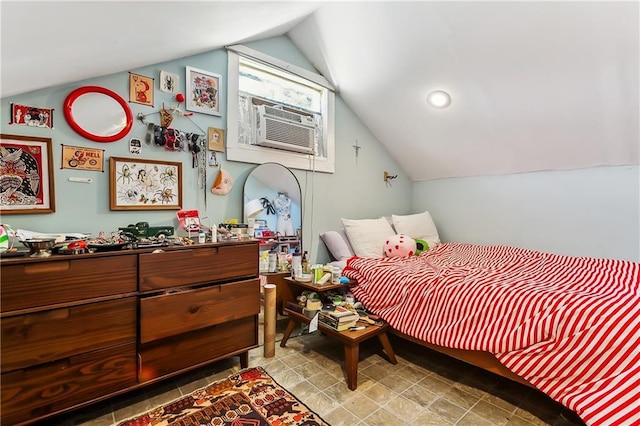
[{"x1": 343, "y1": 242, "x2": 640, "y2": 426}]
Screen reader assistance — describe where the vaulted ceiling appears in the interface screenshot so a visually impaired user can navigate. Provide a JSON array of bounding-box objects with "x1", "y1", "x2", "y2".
[{"x1": 1, "y1": 1, "x2": 638, "y2": 181}]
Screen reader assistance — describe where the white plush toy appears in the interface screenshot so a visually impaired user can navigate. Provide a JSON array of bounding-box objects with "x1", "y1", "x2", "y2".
[{"x1": 384, "y1": 234, "x2": 417, "y2": 257}]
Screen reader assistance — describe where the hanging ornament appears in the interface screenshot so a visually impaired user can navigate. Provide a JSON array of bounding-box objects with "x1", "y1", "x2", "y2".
[
  {"x1": 159, "y1": 108, "x2": 173, "y2": 127},
  {"x1": 211, "y1": 167, "x2": 233, "y2": 195}
]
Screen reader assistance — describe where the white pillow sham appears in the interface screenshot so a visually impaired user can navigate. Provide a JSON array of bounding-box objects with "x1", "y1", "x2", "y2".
[
  {"x1": 392, "y1": 210, "x2": 440, "y2": 246},
  {"x1": 341, "y1": 217, "x2": 396, "y2": 258}
]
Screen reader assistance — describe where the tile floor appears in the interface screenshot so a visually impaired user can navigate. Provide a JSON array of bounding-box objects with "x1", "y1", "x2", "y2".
[{"x1": 37, "y1": 313, "x2": 586, "y2": 426}]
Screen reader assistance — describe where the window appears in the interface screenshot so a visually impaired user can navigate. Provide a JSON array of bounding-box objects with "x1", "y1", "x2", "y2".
[{"x1": 226, "y1": 45, "x2": 335, "y2": 173}]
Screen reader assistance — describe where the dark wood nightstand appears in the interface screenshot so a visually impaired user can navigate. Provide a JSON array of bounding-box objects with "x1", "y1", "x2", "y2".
[{"x1": 279, "y1": 277, "x2": 397, "y2": 390}]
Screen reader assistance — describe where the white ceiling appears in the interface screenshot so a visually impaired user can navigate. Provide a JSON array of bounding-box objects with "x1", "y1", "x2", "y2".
[{"x1": 1, "y1": 1, "x2": 638, "y2": 181}]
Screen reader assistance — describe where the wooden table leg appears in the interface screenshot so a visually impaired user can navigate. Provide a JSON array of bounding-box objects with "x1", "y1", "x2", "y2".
[
  {"x1": 344, "y1": 343, "x2": 359, "y2": 390},
  {"x1": 239, "y1": 351, "x2": 249, "y2": 368},
  {"x1": 279, "y1": 318, "x2": 298, "y2": 347},
  {"x1": 377, "y1": 332, "x2": 398, "y2": 364}
]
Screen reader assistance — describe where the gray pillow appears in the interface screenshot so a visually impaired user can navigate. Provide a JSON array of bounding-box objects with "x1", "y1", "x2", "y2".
[{"x1": 320, "y1": 229, "x2": 355, "y2": 261}]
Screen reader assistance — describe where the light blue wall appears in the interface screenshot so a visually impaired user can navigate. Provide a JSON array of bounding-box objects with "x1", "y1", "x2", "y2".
[
  {"x1": 4, "y1": 34, "x2": 636, "y2": 264},
  {"x1": 413, "y1": 165, "x2": 640, "y2": 261},
  {"x1": 0, "y1": 36, "x2": 412, "y2": 264}
]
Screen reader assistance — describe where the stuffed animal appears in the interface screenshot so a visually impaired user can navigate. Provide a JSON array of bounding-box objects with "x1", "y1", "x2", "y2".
[
  {"x1": 384, "y1": 234, "x2": 417, "y2": 257},
  {"x1": 414, "y1": 238, "x2": 429, "y2": 255}
]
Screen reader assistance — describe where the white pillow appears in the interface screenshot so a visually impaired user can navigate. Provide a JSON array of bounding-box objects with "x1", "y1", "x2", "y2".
[
  {"x1": 320, "y1": 229, "x2": 355, "y2": 261},
  {"x1": 392, "y1": 211, "x2": 440, "y2": 246},
  {"x1": 341, "y1": 217, "x2": 396, "y2": 258}
]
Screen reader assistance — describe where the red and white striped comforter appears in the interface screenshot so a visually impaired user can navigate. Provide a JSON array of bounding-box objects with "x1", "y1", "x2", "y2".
[{"x1": 343, "y1": 243, "x2": 640, "y2": 426}]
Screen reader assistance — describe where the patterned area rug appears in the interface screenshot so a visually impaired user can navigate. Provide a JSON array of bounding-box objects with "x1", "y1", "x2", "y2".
[{"x1": 117, "y1": 366, "x2": 329, "y2": 426}]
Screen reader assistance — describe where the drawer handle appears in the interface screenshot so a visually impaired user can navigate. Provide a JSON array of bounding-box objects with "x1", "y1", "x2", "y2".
[{"x1": 23, "y1": 261, "x2": 71, "y2": 274}]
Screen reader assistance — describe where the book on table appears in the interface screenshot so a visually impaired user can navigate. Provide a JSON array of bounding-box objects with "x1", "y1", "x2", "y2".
[
  {"x1": 318, "y1": 311, "x2": 360, "y2": 327},
  {"x1": 318, "y1": 315, "x2": 358, "y2": 331},
  {"x1": 324, "y1": 305, "x2": 358, "y2": 318}
]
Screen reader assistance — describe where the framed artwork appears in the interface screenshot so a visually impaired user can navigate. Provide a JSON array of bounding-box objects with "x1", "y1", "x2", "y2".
[
  {"x1": 208, "y1": 127, "x2": 225, "y2": 152},
  {"x1": 185, "y1": 66, "x2": 221, "y2": 116},
  {"x1": 129, "y1": 72, "x2": 154, "y2": 107},
  {"x1": 10, "y1": 103, "x2": 54, "y2": 128},
  {"x1": 0, "y1": 134, "x2": 55, "y2": 214},
  {"x1": 109, "y1": 157, "x2": 182, "y2": 211},
  {"x1": 61, "y1": 144, "x2": 104, "y2": 171},
  {"x1": 159, "y1": 70, "x2": 179, "y2": 93}
]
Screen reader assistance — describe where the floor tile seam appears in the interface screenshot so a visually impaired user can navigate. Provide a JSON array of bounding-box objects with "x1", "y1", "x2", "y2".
[
  {"x1": 378, "y1": 396, "x2": 429, "y2": 425},
  {"x1": 478, "y1": 391, "x2": 520, "y2": 414},
  {"x1": 336, "y1": 391, "x2": 383, "y2": 421},
  {"x1": 456, "y1": 396, "x2": 524, "y2": 426},
  {"x1": 452, "y1": 399, "x2": 480, "y2": 425}
]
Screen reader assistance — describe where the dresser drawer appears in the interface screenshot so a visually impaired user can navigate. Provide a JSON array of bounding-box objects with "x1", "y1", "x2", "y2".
[
  {"x1": 1, "y1": 255, "x2": 137, "y2": 312},
  {"x1": 1, "y1": 342, "x2": 137, "y2": 425},
  {"x1": 140, "y1": 279, "x2": 259, "y2": 344},
  {"x1": 139, "y1": 316, "x2": 257, "y2": 382},
  {"x1": 138, "y1": 243, "x2": 258, "y2": 291},
  {"x1": 1, "y1": 298, "x2": 136, "y2": 373}
]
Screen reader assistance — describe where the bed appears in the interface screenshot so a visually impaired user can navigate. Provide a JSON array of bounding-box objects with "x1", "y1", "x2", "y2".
[{"x1": 322, "y1": 213, "x2": 640, "y2": 426}]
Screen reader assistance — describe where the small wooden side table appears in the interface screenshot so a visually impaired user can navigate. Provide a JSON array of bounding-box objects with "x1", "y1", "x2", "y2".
[{"x1": 280, "y1": 307, "x2": 398, "y2": 390}]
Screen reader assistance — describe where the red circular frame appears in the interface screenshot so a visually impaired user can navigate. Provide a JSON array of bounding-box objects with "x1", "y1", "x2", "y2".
[{"x1": 63, "y1": 86, "x2": 133, "y2": 143}]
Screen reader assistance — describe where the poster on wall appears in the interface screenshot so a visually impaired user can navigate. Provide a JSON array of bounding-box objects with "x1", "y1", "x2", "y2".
[
  {"x1": 0, "y1": 134, "x2": 55, "y2": 214},
  {"x1": 185, "y1": 66, "x2": 221, "y2": 116},
  {"x1": 9, "y1": 103, "x2": 54, "y2": 128},
  {"x1": 129, "y1": 72, "x2": 154, "y2": 107},
  {"x1": 60, "y1": 145, "x2": 104, "y2": 171}
]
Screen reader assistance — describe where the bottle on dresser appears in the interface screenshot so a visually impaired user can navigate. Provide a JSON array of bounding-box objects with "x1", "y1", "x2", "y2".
[
  {"x1": 291, "y1": 250, "x2": 302, "y2": 279},
  {"x1": 301, "y1": 251, "x2": 309, "y2": 274}
]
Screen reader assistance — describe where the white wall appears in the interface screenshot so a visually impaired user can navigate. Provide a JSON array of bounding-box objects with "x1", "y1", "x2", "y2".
[
  {"x1": 413, "y1": 165, "x2": 640, "y2": 261},
  {"x1": 0, "y1": 36, "x2": 412, "y2": 264}
]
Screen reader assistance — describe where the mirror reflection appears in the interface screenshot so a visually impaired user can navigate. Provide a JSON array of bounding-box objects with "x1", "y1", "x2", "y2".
[{"x1": 244, "y1": 163, "x2": 301, "y2": 254}]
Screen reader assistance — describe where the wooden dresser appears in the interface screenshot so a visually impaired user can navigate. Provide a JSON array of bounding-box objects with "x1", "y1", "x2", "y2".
[{"x1": 0, "y1": 241, "x2": 259, "y2": 425}]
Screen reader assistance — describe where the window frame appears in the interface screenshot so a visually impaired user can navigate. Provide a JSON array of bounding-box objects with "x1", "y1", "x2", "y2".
[{"x1": 226, "y1": 44, "x2": 335, "y2": 173}]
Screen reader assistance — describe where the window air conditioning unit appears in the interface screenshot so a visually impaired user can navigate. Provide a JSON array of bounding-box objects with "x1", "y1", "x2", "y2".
[{"x1": 253, "y1": 104, "x2": 315, "y2": 154}]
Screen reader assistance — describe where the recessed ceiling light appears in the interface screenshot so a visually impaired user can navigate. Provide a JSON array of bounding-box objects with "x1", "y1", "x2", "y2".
[{"x1": 427, "y1": 90, "x2": 451, "y2": 108}]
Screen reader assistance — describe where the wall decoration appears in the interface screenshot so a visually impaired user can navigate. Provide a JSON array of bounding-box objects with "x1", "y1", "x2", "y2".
[
  {"x1": 9, "y1": 103, "x2": 54, "y2": 128},
  {"x1": 129, "y1": 72, "x2": 154, "y2": 107},
  {"x1": 0, "y1": 134, "x2": 55, "y2": 214},
  {"x1": 208, "y1": 150, "x2": 219, "y2": 167},
  {"x1": 109, "y1": 157, "x2": 182, "y2": 211},
  {"x1": 211, "y1": 167, "x2": 232, "y2": 195},
  {"x1": 129, "y1": 138, "x2": 142, "y2": 155},
  {"x1": 185, "y1": 66, "x2": 221, "y2": 116},
  {"x1": 61, "y1": 145, "x2": 104, "y2": 171},
  {"x1": 208, "y1": 127, "x2": 225, "y2": 152},
  {"x1": 64, "y1": 86, "x2": 133, "y2": 143},
  {"x1": 159, "y1": 70, "x2": 179, "y2": 93}
]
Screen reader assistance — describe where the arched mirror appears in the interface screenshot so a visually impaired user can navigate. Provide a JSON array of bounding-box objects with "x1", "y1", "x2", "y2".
[
  {"x1": 63, "y1": 86, "x2": 133, "y2": 142},
  {"x1": 244, "y1": 163, "x2": 301, "y2": 253}
]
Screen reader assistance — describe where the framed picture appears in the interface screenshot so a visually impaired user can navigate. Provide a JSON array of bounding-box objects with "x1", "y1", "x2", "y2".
[
  {"x1": 159, "y1": 70, "x2": 179, "y2": 93},
  {"x1": 0, "y1": 134, "x2": 55, "y2": 214},
  {"x1": 129, "y1": 72, "x2": 154, "y2": 107},
  {"x1": 10, "y1": 103, "x2": 54, "y2": 128},
  {"x1": 208, "y1": 127, "x2": 225, "y2": 152},
  {"x1": 109, "y1": 157, "x2": 182, "y2": 210},
  {"x1": 185, "y1": 66, "x2": 221, "y2": 116},
  {"x1": 61, "y1": 144, "x2": 104, "y2": 171}
]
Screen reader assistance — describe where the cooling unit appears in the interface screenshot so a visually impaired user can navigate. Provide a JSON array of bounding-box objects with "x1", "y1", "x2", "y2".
[{"x1": 253, "y1": 104, "x2": 315, "y2": 154}]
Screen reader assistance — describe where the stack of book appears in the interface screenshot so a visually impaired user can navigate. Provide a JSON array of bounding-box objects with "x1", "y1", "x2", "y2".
[{"x1": 318, "y1": 306, "x2": 360, "y2": 331}]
